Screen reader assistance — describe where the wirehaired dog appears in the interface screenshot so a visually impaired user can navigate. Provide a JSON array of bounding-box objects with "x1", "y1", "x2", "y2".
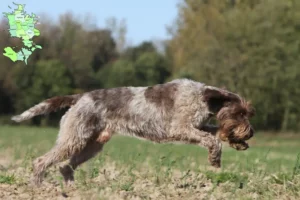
[{"x1": 12, "y1": 79, "x2": 255, "y2": 185}]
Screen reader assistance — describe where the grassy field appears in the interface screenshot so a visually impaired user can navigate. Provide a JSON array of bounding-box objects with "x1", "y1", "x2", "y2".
[{"x1": 0, "y1": 125, "x2": 299, "y2": 200}]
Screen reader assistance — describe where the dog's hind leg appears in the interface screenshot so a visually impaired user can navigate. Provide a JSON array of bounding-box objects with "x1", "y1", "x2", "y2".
[
  {"x1": 32, "y1": 135, "x2": 89, "y2": 185},
  {"x1": 32, "y1": 112, "x2": 99, "y2": 185},
  {"x1": 59, "y1": 129, "x2": 112, "y2": 183},
  {"x1": 32, "y1": 143, "x2": 85, "y2": 185},
  {"x1": 59, "y1": 141, "x2": 104, "y2": 183}
]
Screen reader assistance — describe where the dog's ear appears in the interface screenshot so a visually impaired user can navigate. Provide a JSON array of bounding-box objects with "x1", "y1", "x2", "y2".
[{"x1": 203, "y1": 87, "x2": 240, "y2": 113}]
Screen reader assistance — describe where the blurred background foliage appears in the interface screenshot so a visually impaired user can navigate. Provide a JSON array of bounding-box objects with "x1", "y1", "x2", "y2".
[{"x1": 0, "y1": 0, "x2": 299, "y2": 132}]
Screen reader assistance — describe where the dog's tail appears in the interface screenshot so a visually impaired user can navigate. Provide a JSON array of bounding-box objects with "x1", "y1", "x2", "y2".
[{"x1": 11, "y1": 94, "x2": 83, "y2": 122}]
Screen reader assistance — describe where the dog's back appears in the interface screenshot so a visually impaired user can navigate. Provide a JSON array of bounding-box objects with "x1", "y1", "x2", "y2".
[
  {"x1": 13, "y1": 79, "x2": 209, "y2": 140},
  {"x1": 72, "y1": 81, "x2": 181, "y2": 142},
  {"x1": 13, "y1": 79, "x2": 209, "y2": 142}
]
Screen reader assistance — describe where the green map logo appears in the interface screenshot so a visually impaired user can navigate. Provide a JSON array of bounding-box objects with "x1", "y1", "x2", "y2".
[{"x1": 2, "y1": 2, "x2": 42, "y2": 65}]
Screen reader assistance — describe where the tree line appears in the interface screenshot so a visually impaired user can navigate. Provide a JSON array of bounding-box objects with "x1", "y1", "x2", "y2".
[{"x1": 0, "y1": 0, "x2": 299, "y2": 132}]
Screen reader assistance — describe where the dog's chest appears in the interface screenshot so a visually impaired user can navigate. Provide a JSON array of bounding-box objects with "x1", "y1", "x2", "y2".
[{"x1": 193, "y1": 109, "x2": 212, "y2": 128}]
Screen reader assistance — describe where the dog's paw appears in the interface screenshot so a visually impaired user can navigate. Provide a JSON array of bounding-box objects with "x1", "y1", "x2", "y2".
[
  {"x1": 211, "y1": 162, "x2": 221, "y2": 168},
  {"x1": 229, "y1": 141, "x2": 249, "y2": 151},
  {"x1": 208, "y1": 156, "x2": 221, "y2": 168},
  {"x1": 29, "y1": 175, "x2": 43, "y2": 187},
  {"x1": 59, "y1": 166, "x2": 75, "y2": 184}
]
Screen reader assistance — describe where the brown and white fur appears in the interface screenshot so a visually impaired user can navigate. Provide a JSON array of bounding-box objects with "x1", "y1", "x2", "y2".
[{"x1": 12, "y1": 79, "x2": 255, "y2": 185}]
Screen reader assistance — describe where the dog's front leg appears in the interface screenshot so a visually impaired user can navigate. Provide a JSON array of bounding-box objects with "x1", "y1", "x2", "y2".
[{"x1": 170, "y1": 126, "x2": 222, "y2": 168}]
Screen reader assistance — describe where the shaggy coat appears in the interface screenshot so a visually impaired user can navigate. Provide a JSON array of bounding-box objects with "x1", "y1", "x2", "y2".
[{"x1": 12, "y1": 79, "x2": 254, "y2": 185}]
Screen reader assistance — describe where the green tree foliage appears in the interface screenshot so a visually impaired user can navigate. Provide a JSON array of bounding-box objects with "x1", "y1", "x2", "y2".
[
  {"x1": 98, "y1": 59, "x2": 136, "y2": 88},
  {"x1": 98, "y1": 42, "x2": 170, "y2": 88},
  {"x1": 14, "y1": 60, "x2": 72, "y2": 112}
]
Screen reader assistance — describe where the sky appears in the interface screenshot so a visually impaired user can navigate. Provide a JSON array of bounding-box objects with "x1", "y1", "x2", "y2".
[{"x1": 1, "y1": 0, "x2": 179, "y2": 45}]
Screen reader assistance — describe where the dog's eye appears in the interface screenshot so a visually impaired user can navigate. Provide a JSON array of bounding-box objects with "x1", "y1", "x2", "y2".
[{"x1": 240, "y1": 113, "x2": 244, "y2": 116}]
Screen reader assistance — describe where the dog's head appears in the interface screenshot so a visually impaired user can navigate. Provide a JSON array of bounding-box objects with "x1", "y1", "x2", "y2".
[{"x1": 203, "y1": 87, "x2": 255, "y2": 143}]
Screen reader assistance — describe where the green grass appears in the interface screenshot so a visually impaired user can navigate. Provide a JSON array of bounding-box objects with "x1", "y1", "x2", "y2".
[
  {"x1": 0, "y1": 125, "x2": 300, "y2": 199},
  {"x1": 0, "y1": 174, "x2": 16, "y2": 184}
]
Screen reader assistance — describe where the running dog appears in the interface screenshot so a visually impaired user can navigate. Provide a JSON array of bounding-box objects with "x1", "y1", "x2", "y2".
[{"x1": 12, "y1": 79, "x2": 255, "y2": 185}]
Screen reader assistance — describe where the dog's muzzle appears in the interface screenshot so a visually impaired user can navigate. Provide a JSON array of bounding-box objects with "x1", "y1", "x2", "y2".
[
  {"x1": 244, "y1": 127, "x2": 254, "y2": 140},
  {"x1": 233, "y1": 125, "x2": 254, "y2": 141}
]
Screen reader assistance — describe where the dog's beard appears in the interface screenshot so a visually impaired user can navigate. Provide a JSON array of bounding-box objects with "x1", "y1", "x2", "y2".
[
  {"x1": 217, "y1": 128, "x2": 250, "y2": 150},
  {"x1": 229, "y1": 140, "x2": 249, "y2": 150},
  {"x1": 217, "y1": 120, "x2": 253, "y2": 151},
  {"x1": 218, "y1": 119, "x2": 252, "y2": 140},
  {"x1": 232, "y1": 124, "x2": 253, "y2": 141}
]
